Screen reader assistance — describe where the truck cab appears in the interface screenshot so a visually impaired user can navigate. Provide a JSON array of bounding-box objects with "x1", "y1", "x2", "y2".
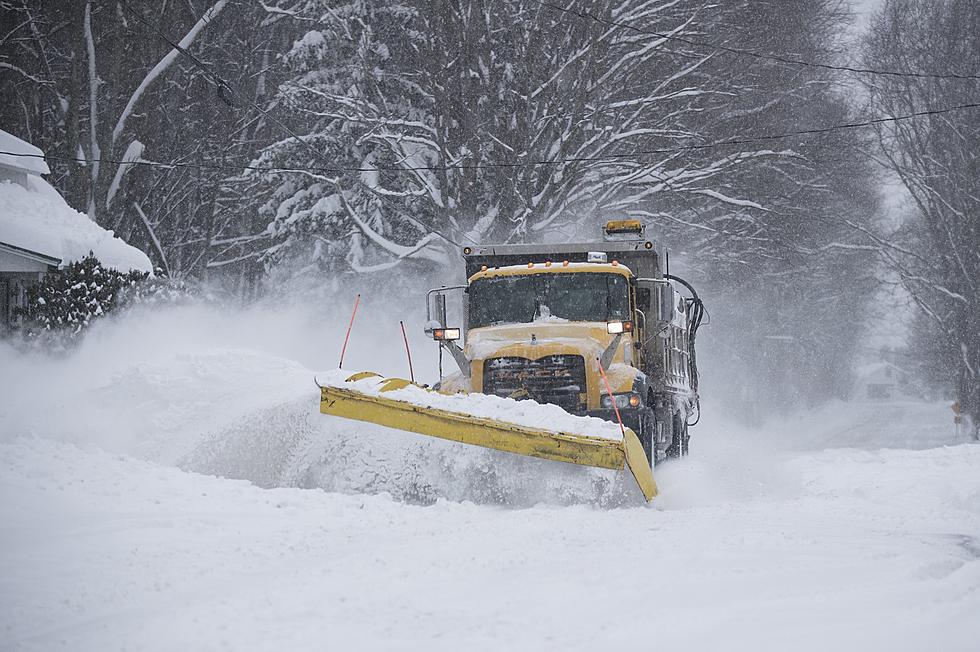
[{"x1": 426, "y1": 221, "x2": 703, "y2": 465}]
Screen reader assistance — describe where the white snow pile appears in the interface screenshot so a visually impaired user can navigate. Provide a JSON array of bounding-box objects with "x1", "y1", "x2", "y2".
[
  {"x1": 465, "y1": 320, "x2": 616, "y2": 362},
  {"x1": 1, "y1": 300, "x2": 979, "y2": 651},
  {"x1": 0, "y1": 129, "x2": 151, "y2": 272},
  {"x1": 476, "y1": 261, "x2": 634, "y2": 274},
  {"x1": 0, "y1": 301, "x2": 633, "y2": 506},
  {"x1": 318, "y1": 369, "x2": 626, "y2": 441}
]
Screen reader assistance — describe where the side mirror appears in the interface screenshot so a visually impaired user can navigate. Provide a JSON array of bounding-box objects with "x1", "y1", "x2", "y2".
[
  {"x1": 423, "y1": 285, "x2": 471, "y2": 378},
  {"x1": 424, "y1": 291, "x2": 460, "y2": 341},
  {"x1": 427, "y1": 292, "x2": 447, "y2": 328},
  {"x1": 636, "y1": 287, "x2": 651, "y2": 313}
]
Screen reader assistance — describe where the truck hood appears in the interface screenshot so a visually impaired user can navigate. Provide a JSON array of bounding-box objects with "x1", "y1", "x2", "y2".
[{"x1": 465, "y1": 321, "x2": 620, "y2": 363}]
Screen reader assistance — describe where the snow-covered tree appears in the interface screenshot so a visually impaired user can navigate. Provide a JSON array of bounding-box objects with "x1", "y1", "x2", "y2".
[
  {"x1": 862, "y1": 0, "x2": 980, "y2": 437},
  {"x1": 16, "y1": 254, "x2": 144, "y2": 338},
  {"x1": 0, "y1": 0, "x2": 277, "y2": 288},
  {"x1": 255, "y1": 1, "x2": 832, "y2": 278},
  {"x1": 2, "y1": 0, "x2": 883, "y2": 414},
  {"x1": 682, "y1": 0, "x2": 882, "y2": 411}
]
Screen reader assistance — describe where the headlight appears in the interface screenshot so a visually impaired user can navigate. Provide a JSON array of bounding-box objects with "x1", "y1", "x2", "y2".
[
  {"x1": 606, "y1": 321, "x2": 634, "y2": 334},
  {"x1": 600, "y1": 393, "x2": 642, "y2": 409}
]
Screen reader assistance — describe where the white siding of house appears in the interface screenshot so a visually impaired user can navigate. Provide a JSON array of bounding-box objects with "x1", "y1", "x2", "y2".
[{"x1": 0, "y1": 248, "x2": 51, "y2": 273}]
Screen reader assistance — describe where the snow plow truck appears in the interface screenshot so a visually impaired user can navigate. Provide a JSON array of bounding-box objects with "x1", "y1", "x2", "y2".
[{"x1": 319, "y1": 220, "x2": 705, "y2": 501}]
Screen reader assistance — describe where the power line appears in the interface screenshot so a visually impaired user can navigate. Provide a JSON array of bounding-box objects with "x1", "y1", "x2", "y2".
[
  {"x1": 83, "y1": 0, "x2": 978, "y2": 261},
  {"x1": 533, "y1": 0, "x2": 980, "y2": 82},
  {"x1": 106, "y1": 1, "x2": 980, "y2": 172},
  {"x1": 115, "y1": 0, "x2": 299, "y2": 142},
  {"x1": 6, "y1": 101, "x2": 978, "y2": 174},
  {"x1": 1, "y1": 151, "x2": 316, "y2": 174},
  {"x1": 115, "y1": 0, "x2": 467, "y2": 248}
]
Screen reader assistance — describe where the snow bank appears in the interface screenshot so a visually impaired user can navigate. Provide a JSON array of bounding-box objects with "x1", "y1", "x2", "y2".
[
  {"x1": 2, "y1": 435, "x2": 978, "y2": 652},
  {"x1": 761, "y1": 398, "x2": 969, "y2": 451},
  {"x1": 0, "y1": 176, "x2": 151, "y2": 272},
  {"x1": 0, "y1": 301, "x2": 633, "y2": 506},
  {"x1": 1, "y1": 299, "x2": 970, "y2": 508},
  {"x1": 2, "y1": 300, "x2": 980, "y2": 650}
]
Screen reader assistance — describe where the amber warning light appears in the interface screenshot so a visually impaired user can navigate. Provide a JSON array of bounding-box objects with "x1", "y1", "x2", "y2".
[
  {"x1": 604, "y1": 219, "x2": 644, "y2": 236},
  {"x1": 432, "y1": 328, "x2": 461, "y2": 341}
]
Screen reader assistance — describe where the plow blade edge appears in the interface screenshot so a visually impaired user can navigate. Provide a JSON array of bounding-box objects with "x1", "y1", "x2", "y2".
[{"x1": 319, "y1": 379, "x2": 657, "y2": 501}]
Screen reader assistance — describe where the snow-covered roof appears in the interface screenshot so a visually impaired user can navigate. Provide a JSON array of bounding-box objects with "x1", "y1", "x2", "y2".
[
  {"x1": 0, "y1": 129, "x2": 50, "y2": 176},
  {"x1": 0, "y1": 175, "x2": 152, "y2": 273},
  {"x1": 469, "y1": 261, "x2": 634, "y2": 282}
]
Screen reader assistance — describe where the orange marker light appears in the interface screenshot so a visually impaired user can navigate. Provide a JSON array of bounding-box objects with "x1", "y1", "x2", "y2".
[
  {"x1": 611, "y1": 260, "x2": 619, "y2": 266},
  {"x1": 562, "y1": 260, "x2": 569, "y2": 267},
  {"x1": 545, "y1": 261, "x2": 552, "y2": 267},
  {"x1": 528, "y1": 262, "x2": 534, "y2": 268}
]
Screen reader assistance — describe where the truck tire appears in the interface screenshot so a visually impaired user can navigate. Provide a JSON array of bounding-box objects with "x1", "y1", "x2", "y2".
[
  {"x1": 637, "y1": 407, "x2": 655, "y2": 466},
  {"x1": 653, "y1": 406, "x2": 673, "y2": 465},
  {"x1": 674, "y1": 412, "x2": 690, "y2": 457},
  {"x1": 665, "y1": 412, "x2": 688, "y2": 459}
]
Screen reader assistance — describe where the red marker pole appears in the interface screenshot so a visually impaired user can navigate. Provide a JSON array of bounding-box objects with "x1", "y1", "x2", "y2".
[
  {"x1": 339, "y1": 294, "x2": 360, "y2": 369},
  {"x1": 597, "y1": 358, "x2": 627, "y2": 439},
  {"x1": 400, "y1": 320, "x2": 415, "y2": 383}
]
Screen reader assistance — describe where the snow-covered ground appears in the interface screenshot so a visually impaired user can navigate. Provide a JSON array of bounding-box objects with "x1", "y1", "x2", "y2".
[{"x1": 1, "y1": 303, "x2": 978, "y2": 651}]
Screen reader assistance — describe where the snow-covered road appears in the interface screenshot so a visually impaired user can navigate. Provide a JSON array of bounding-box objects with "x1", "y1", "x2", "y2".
[
  {"x1": 3, "y1": 436, "x2": 978, "y2": 652},
  {"x1": 1, "y1": 305, "x2": 978, "y2": 651}
]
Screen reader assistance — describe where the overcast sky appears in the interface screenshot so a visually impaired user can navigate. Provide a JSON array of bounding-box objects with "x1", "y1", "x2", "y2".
[{"x1": 851, "y1": 0, "x2": 884, "y2": 33}]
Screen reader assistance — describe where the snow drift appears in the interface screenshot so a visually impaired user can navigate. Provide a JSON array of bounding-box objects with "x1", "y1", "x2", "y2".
[
  {"x1": 0, "y1": 301, "x2": 638, "y2": 506},
  {"x1": 1, "y1": 300, "x2": 978, "y2": 652}
]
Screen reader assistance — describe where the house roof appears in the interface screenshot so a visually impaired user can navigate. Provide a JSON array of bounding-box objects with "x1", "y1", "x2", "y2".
[
  {"x1": 0, "y1": 240, "x2": 61, "y2": 267},
  {"x1": 0, "y1": 175, "x2": 152, "y2": 273},
  {"x1": 0, "y1": 129, "x2": 49, "y2": 176}
]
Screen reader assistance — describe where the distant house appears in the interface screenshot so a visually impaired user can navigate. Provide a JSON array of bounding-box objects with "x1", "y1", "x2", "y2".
[
  {"x1": 853, "y1": 361, "x2": 909, "y2": 401},
  {"x1": 0, "y1": 129, "x2": 152, "y2": 333}
]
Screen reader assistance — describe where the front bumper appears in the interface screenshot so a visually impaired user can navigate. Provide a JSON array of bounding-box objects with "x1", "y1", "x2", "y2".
[{"x1": 588, "y1": 408, "x2": 641, "y2": 433}]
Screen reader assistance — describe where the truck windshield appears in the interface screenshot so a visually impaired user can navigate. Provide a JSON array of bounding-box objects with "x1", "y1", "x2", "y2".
[{"x1": 469, "y1": 273, "x2": 630, "y2": 328}]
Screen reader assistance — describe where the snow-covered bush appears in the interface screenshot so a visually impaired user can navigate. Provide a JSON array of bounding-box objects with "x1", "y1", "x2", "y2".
[
  {"x1": 15, "y1": 254, "x2": 189, "y2": 346},
  {"x1": 119, "y1": 271, "x2": 192, "y2": 308},
  {"x1": 17, "y1": 255, "x2": 143, "y2": 337}
]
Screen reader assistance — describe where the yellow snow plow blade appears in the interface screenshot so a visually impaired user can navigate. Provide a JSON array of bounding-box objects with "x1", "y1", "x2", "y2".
[{"x1": 319, "y1": 374, "x2": 657, "y2": 501}]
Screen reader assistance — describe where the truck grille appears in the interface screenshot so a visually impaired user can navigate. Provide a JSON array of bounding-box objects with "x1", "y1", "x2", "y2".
[{"x1": 483, "y1": 355, "x2": 587, "y2": 412}]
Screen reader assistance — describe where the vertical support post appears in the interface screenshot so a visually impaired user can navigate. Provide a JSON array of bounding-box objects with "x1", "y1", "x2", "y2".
[
  {"x1": 339, "y1": 293, "x2": 360, "y2": 369},
  {"x1": 400, "y1": 320, "x2": 415, "y2": 383},
  {"x1": 597, "y1": 358, "x2": 626, "y2": 439}
]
